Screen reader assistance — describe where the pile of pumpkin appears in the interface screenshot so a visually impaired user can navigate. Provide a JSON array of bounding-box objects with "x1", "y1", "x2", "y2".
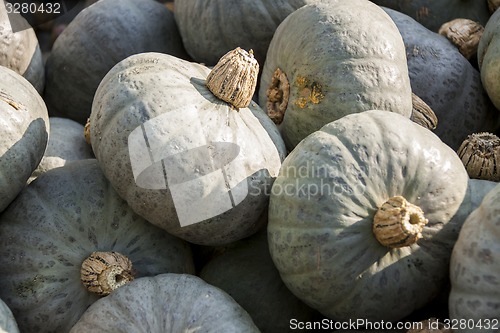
[{"x1": 1, "y1": 0, "x2": 499, "y2": 332}]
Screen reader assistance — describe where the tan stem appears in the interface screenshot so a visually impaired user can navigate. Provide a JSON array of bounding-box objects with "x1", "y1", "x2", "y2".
[
  {"x1": 373, "y1": 196, "x2": 428, "y2": 248},
  {"x1": 438, "y1": 19, "x2": 484, "y2": 60},
  {"x1": 84, "y1": 118, "x2": 91, "y2": 145},
  {"x1": 457, "y1": 132, "x2": 500, "y2": 181},
  {"x1": 410, "y1": 93, "x2": 437, "y2": 130},
  {"x1": 81, "y1": 251, "x2": 134, "y2": 296}
]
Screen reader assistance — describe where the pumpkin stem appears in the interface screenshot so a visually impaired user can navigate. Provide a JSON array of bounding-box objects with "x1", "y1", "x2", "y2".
[
  {"x1": 373, "y1": 196, "x2": 428, "y2": 248},
  {"x1": 84, "y1": 118, "x2": 91, "y2": 145},
  {"x1": 410, "y1": 93, "x2": 437, "y2": 130},
  {"x1": 266, "y1": 68, "x2": 290, "y2": 125},
  {"x1": 457, "y1": 132, "x2": 500, "y2": 181},
  {"x1": 80, "y1": 251, "x2": 134, "y2": 296},
  {"x1": 438, "y1": 18, "x2": 484, "y2": 60},
  {"x1": 206, "y1": 47, "x2": 259, "y2": 109}
]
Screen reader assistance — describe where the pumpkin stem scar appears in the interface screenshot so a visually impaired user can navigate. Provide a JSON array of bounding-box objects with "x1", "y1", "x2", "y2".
[
  {"x1": 266, "y1": 68, "x2": 289, "y2": 124},
  {"x1": 373, "y1": 196, "x2": 428, "y2": 248},
  {"x1": 80, "y1": 251, "x2": 135, "y2": 296},
  {"x1": 457, "y1": 132, "x2": 500, "y2": 181}
]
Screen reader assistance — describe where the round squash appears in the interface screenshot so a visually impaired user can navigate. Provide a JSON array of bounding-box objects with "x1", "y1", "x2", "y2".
[
  {"x1": 69, "y1": 273, "x2": 259, "y2": 332},
  {"x1": 268, "y1": 110, "x2": 468, "y2": 322},
  {"x1": 44, "y1": 0, "x2": 189, "y2": 124},
  {"x1": 478, "y1": 8, "x2": 500, "y2": 112},
  {"x1": 258, "y1": 1, "x2": 412, "y2": 150},
  {"x1": 90, "y1": 52, "x2": 286, "y2": 245},
  {"x1": 0, "y1": 159, "x2": 195, "y2": 333},
  {"x1": 0, "y1": 298, "x2": 19, "y2": 333},
  {"x1": 174, "y1": 0, "x2": 316, "y2": 67},
  {"x1": 0, "y1": 9, "x2": 44, "y2": 93},
  {"x1": 449, "y1": 183, "x2": 500, "y2": 332},
  {"x1": 29, "y1": 117, "x2": 94, "y2": 182},
  {"x1": 0, "y1": 65, "x2": 49, "y2": 212}
]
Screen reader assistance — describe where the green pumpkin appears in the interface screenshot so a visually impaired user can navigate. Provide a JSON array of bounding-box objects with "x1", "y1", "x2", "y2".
[
  {"x1": 478, "y1": 8, "x2": 500, "y2": 112},
  {"x1": 258, "y1": 0, "x2": 412, "y2": 150},
  {"x1": 70, "y1": 274, "x2": 259, "y2": 332},
  {"x1": 0, "y1": 159, "x2": 195, "y2": 333},
  {"x1": 268, "y1": 110, "x2": 468, "y2": 322}
]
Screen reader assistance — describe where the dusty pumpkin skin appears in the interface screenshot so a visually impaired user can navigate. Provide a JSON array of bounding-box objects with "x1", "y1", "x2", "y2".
[
  {"x1": 449, "y1": 183, "x2": 500, "y2": 332},
  {"x1": 0, "y1": 159, "x2": 195, "y2": 333},
  {"x1": 69, "y1": 274, "x2": 259, "y2": 333},
  {"x1": 258, "y1": 0, "x2": 412, "y2": 151},
  {"x1": 478, "y1": 8, "x2": 500, "y2": 112},
  {"x1": 268, "y1": 110, "x2": 468, "y2": 322},
  {"x1": 90, "y1": 52, "x2": 286, "y2": 246}
]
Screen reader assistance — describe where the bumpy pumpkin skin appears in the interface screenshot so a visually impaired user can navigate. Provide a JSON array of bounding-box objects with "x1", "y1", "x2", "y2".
[
  {"x1": 174, "y1": 0, "x2": 316, "y2": 67},
  {"x1": 370, "y1": 0, "x2": 490, "y2": 33},
  {"x1": 0, "y1": 66, "x2": 49, "y2": 212},
  {"x1": 383, "y1": 8, "x2": 500, "y2": 151},
  {"x1": 478, "y1": 8, "x2": 500, "y2": 112},
  {"x1": 0, "y1": 298, "x2": 19, "y2": 333},
  {"x1": 258, "y1": 1, "x2": 412, "y2": 150},
  {"x1": 449, "y1": 183, "x2": 500, "y2": 332},
  {"x1": 268, "y1": 110, "x2": 468, "y2": 322},
  {"x1": 0, "y1": 9, "x2": 44, "y2": 93},
  {"x1": 0, "y1": 159, "x2": 195, "y2": 333},
  {"x1": 70, "y1": 274, "x2": 259, "y2": 332},
  {"x1": 90, "y1": 52, "x2": 286, "y2": 246},
  {"x1": 44, "y1": 0, "x2": 189, "y2": 124}
]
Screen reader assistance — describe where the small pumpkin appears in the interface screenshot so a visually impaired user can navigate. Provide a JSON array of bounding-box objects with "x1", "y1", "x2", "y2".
[
  {"x1": 69, "y1": 273, "x2": 259, "y2": 332},
  {"x1": 449, "y1": 183, "x2": 500, "y2": 331},
  {"x1": 0, "y1": 159, "x2": 195, "y2": 333},
  {"x1": 478, "y1": 8, "x2": 500, "y2": 112},
  {"x1": 258, "y1": 0, "x2": 412, "y2": 150},
  {"x1": 89, "y1": 51, "x2": 286, "y2": 245},
  {"x1": 0, "y1": 9, "x2": 45, "y2": 93},
  {"x1": 0, "y1": 65, "x2": 49, "y2": 212},
  {"x1": 268, "y1": 110, "x2": 468, "y2": 322},
  {"x1": 0, "y1": 298, "x2": 19, "y2": 333},
  {"x1": 44, "y1": 0, "x2": 189, "y2": 124}
]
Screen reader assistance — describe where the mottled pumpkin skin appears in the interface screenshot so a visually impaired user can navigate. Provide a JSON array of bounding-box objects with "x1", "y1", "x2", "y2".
[
  {"x1": 383, "y1": 8, "x2": 499, "y2": 150},
  {"x1": 0, "y1": 9, "x2": 44, "y2": 93},
  {"x1": 0, "y1": 298, "x2": 19, "y2": 333},
  {"x1": 371, "y1": 0, "x2": 490, "y2": 32},
  {"x1": 268, "y1": 110, "x2": 468, "y2": 322},
  {"x1": 478, "y1": 8, "x2": 500, "y2": 112},
  {"x1": 174, "y1": 0, "x2": 316, "y2": 67},
  {"x1": 90, "y1": 52, "x2": 286, "y2": 246},
  {"x1": 70, "y1": 274, "x2": 259, "y2": 332},
  {"x1": 258, "y1": 1, "x2": 412, "y2": 150},
  {"x1": 0, "y1": 66, "x2": 49, "y2": 212},
  {"x1": 44, "y1": 0, "x2": 189, "y2": 124},
  {"x1": 449, "y1": 183, "x2": 500, "y2": 332},
  {"x1": 0, "y1": 160, "x2": 195, "y2": 333}
]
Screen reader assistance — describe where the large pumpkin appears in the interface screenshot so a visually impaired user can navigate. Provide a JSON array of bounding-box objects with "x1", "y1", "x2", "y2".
[
  {"x1": 0, "y1": 65, "x2": 49, "y2": 212},
  {"x1": 43, "y1": 0, "x2": 189, "y2": 124},
  {"x1": 89, "y1": 52, "x2": 286, "y2": 245},
  {"x1": 268, "y1": 110, "x2": 468, "y2": 322},
  {"x1": 0, "y1": 159, "x2": 195, "y2": 333},
  {"x1": 478, "y1": 8, "x2": 500, "y2": 112},
  {"x1": 449, "y1": 183, "x2": 500, "y2": 332},
  {"x1": 258, "y1": 0, "x2": 412, "y2": 150},
  {"x1": 0, "y1": 298, "x2": 19, "y2": 333},
  {"x1": 69, "y1": 274, "x2": 259, "y2": 332}
]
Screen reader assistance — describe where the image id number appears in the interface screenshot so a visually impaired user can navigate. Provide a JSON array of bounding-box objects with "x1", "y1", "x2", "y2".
[
  {"x1": 443, "y1": 318, "x2": 499, "y2": 330},
  {"x1": 4, "y1": 1, "x2": 61, "y2": 14}
]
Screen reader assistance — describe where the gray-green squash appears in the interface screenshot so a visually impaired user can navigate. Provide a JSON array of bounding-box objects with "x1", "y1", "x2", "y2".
[
  {"x1": 0, "y1": 298, "x2": 19, "y2": 333},
  {"x1": 0, "y1": 159, "x2": 195, "y2": 333},
  {"x1": 0, "y1": 65, "x2": 49, "y2": 213},
  {"x1": 70, "y1": 273, "x2": 259, "y2": 332},
  {"x1": 89, "y1": 52, "x2": 286, "y2": 245},
  {"x1": 383, "y1": 7, "x2": 499, "y2": 150},
  {"x1": 258, "y1": 1, "x2": 412, "y2": 151},
  {"x1": 44, "y1": 0, "x2": 189, "y2": 124},
  {"x1": 268, "y1": 110, "x2": 468, "y2": 322},
  {"x1": 449, "y1": 183, "x2": 500, "y2": 332}
]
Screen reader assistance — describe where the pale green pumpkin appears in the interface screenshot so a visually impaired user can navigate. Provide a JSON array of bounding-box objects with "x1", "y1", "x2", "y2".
[{"x1": 478, "y1": 8, "x2": 500, "y2": 112}]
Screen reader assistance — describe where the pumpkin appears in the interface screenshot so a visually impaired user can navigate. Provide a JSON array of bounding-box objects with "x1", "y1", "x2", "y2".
[
  {"x1": 370, "y1": 0, "x2": 491, "y2": 33},
  {"x1": 382, "y1": 7, "x2": 499, "y2": 151},
  {"x1": 69, "y1": 273, "x2": 259, "y2": 332},
  {"x1": 89, "y1": 51, "x2": 286, "y2": 245},
  {"x1": 258, "y1": 1, "x2": 412, "y2": 151},
  {"x1": 478, "y1": 8, "x2": 500, "y2": 112},
  {"x1": 0, "y1": 159, "x2": 195, "y2": 333},
  {"x1": 43, "y1": 0, "x2": 189, "y2": 124},
  {"x1": 268, "y1": 110, "x2": 468, "y2": 322},
  {"x1": 0, "y1": 9, "x2": 45, "y2": 94},
  {"x1": 0, "y1": 65, "x2": 49, "y2": 213},
  {"x1": 449, "y1": 183, "x2": 500, "y2": 331},
  {"x1": 0, "y1": 298, "x2": 19, "y2": 333},
  {"x1": 28, "y1": 117, "x2": 94, "y2": 182},
  {"x1": 174, "y1": 0, "x2": 317, "y2": 68},
  {"x1": 199, "y1": 222, "x2": 318, "y2": 333}
]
